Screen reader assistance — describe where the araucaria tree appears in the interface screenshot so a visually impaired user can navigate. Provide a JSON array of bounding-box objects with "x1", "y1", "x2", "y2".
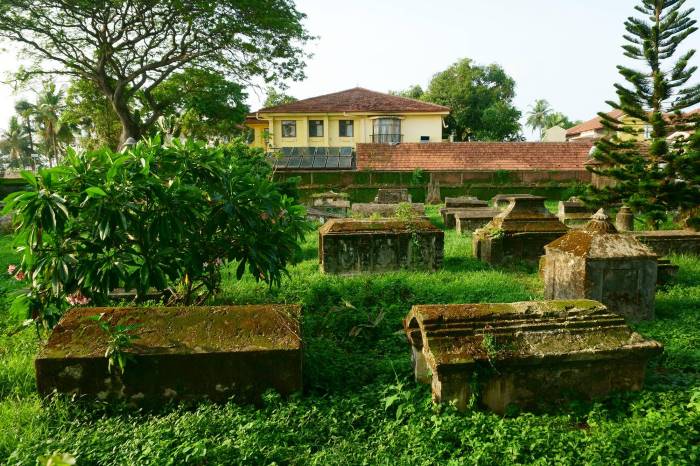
[
  {"x1": 587, "y1": 0, "x2": 700, "y2": 229},
  {"x1": 0, "y1": 0, "x2": 311, "y2": 148}
]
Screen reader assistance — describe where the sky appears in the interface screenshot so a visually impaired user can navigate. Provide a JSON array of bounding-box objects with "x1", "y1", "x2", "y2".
[{"x1": 0, "y1": 0, "x2": 697, "y2": 140}]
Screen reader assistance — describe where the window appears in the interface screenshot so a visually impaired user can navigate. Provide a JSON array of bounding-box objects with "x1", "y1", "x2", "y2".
[
  {"x1": 643, "y1": 124, "x2": 652, "y2": 140},
  {"x1": 281, "y1": 120, "x2": 296, "y2": 138},
  {"x1": 372, "y1": 117, "x2": 401, "y2": 143},
  {"x1": 339, "y1": 120, "x2": 354, "y2": 138},
  {"x1": 309, "y1": 120, "x2": 324, "y2": 137}
]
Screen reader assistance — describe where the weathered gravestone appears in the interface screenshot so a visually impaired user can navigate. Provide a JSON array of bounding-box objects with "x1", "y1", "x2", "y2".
[
  {"x1": 404, "y1": 299, "x2": 662, "y2": 413},
  {"x1": 632, "y1": 229, "x2": 700, "y2": 256},
  {"x1": 444, "y1": 196, "x2": 489, "y2": 209},
  {"x1": 557, "y1": 197, "x2": 594, "y2": 227},
  {"x1": 350, "y1": 203, "x2": 425, "y2": 218},
  {"x1": 318, "y1": 218, "x2": 443, "y2": 274},
  {"x1": 491, "y1": 193, "x2": 537, "y2": 209},
  {"x1": 542, "y1": 209, "x2": 658, "y2": 321},
  {"x1": 473, "y1": 196, "x2": 568, "y2": 264},
  {"x1": 455, "y1": 209, "x2": 501, "y2": 234},
  {"x1": 311, "y1": 191, "x2": 350, "y2": 216},
  {"x1": 374, "y1": 188, "x2": 411, "y2": 204},
  {"x1": 35, "y1": 305, "x2": 302, "y2": 405}
]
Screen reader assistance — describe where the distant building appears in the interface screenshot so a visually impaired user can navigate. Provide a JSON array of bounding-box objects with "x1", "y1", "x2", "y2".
[
  {"x1": 245, "y1": 87, "x2": 450, "y2": 150},
  {"x1": 542, "y1": 125, "x2": 566, "y2": 142},
  {"x1": 565, "y1": 110, "x2": 654, "y2": 141}
]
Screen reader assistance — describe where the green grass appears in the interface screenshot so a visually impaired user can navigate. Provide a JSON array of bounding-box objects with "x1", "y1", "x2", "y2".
[{"x1": 0, "y1": 207, "x2": 699, "y2": 465}]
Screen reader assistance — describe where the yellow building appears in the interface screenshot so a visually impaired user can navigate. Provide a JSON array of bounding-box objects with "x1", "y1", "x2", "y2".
[
  {"x1": 245, "y1": 87, "x2": 450, "y2": 150},
  {"x1": 566, "y1": 109, "x2": 652, "y2": 141}
]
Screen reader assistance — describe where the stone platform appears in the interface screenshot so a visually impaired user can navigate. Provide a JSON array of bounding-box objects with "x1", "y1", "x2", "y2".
[
  {"x1": 35, "y1": 305, "x2": 302, "y2": 405},
  {"x1": 632, "y1": 230, "x2": 700, "y2": 256},
  {"x1": 404, "y1": 300, "x2": 662, "y2": 413},
  {"x1": 318, "y1": 218, "x2": 443, "y2": 274}
]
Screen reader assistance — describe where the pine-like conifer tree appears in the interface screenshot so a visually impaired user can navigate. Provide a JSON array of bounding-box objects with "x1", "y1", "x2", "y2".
[{"x1": 587, "y1": 0, "x2": 700, "y2": 229}]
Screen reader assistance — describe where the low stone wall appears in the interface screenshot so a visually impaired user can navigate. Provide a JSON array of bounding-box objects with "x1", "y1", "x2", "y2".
[
  {"x1": 632, "y1": 230, "x2": 700, "y2": 256},
  {"x1": 35, "y1": 305, "x2": 302, "y2": 405},
  {"x1": 318, "y1": 218, "x2": 444, "y2": 274}
]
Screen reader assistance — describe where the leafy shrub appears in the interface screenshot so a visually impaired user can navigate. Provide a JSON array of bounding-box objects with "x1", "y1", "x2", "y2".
[{"x1": 3, "y1": 136, "x2": 309, "y2": 327}]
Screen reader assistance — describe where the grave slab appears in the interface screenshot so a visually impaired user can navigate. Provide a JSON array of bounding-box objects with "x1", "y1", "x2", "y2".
[
  {"x1": 350, "y1": 203, "x2": 425, "y2": 218},
  {"x1": 444, "y1": 196, "x2": 489, "y2": 209},
  {"x1": 36, "y1": 305, "x2": 302, "y2": 405},
  {"x1": 404, "y1": 300, "x2": 662, "y2": 413},
  {"x1": 318, "y1": 218, "x2": 443, "y2": 274},
  {"x1": 374, "y1": 188, "x2": 411, "y2": 204},
  {"x1": 632, "y1": 230, "x2": 700, "y2": 256}
]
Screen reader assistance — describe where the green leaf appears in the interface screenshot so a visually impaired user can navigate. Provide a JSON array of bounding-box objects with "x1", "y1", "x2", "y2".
[{"x1": 86, "y1": 187, "x2": 107, "y2": 198}]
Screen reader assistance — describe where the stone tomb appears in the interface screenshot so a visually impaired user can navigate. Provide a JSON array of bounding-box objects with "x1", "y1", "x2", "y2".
[
  {"x1": 455, "y1": 209, "x2": 501, "y2": 234},
  {"x1": 557, "y1": 197, "x2": 594, "y2": 227},
  {"x1": 374, "y1": 188, "x2": 411, "y2": 204},
  {"x1": 35, "y1": 305, "x2": 302, "y2": 405},
  {"x1": 632, "y1": 229, "x2": 700, "y2": 256},
  {"x1": 543, "y1": 210, "x2": 657, "y2": 321},
  {"x1": 444, "y1": 196, "x2": 489, "y2": 209},
  {"x1": 473, "y1": 196, "x2": 568, "y2": 264},
  {"x1": 318, "y1": 218, "x2": 443, "y2": 274},
  {"x1": 491, "y1": 193, "x2": 537, "y2": 209},
  {"x1": 440, "y1": 207, "x2": 501, "y2": 228},
  {"x1": 404, "y1": 300, "x2": 662, "y2": 413},
  {"x1": 350, "y1": 203, "x2": 425, "y2": 218}
]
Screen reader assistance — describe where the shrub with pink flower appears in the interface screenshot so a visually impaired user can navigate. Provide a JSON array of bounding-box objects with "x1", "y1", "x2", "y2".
[
  {"x1": 65, "y1": 292, "x2": 91, "y2": 306},
  {"x1": 7, "y1": 264, "x2": 16, "y2": 275},
  {"x1": 14, "y1": 271, "x2": 25, "y2": 281}
]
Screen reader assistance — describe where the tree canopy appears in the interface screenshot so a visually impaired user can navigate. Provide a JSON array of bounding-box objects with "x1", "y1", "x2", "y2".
[
  {"x1": 0, "y1": 0, "x2": 311, "y2": 147},
  {"x1": 422, "y1": 59, "x2": 522, "y2": 141}
]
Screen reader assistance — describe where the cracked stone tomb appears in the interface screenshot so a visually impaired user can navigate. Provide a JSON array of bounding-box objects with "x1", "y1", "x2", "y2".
[
  {"x1": 473, "y1": 196, "x2": 568, "y2": 264},
  {"x1": 35, "y1": 305, "x2": 302, "y2": 405},
  {"x1": 404, "y1": 300, "x2": 662, "y2": 413},
  {"x1": 542, "y1": 209, "x2": 658, "y2": 321},
  {"x1": 318, "y1": 218, "x2": 444, "y2": 274},
  {"x1": 454, "y1": 209, "x2": 501, "y2": 234}
]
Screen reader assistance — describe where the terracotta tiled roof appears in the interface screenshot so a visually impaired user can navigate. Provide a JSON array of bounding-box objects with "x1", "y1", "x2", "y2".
[
  {"x1": 356, "y1": 142, "x2": 595, "y2": 172},
  {"x1": 566, "y1": 110, "x2": 624, "y2": 137},
  {"x1": 256, "y1": 87, "x2": 450, "y2": 114}
]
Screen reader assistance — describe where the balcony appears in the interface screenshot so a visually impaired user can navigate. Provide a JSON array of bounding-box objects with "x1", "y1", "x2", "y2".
[{"x1": 370, "y1": 134, "x2": 403, "y2": 144}]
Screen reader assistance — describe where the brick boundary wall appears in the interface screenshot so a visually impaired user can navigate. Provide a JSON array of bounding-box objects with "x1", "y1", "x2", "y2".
[{"x1": 355, "y1": 141, "x2": 595, "y2": 173}]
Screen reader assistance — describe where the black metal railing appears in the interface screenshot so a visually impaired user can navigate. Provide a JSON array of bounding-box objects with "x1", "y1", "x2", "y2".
[{"x1": 370, "y1": 134, "x2": 403, "y2": 144}]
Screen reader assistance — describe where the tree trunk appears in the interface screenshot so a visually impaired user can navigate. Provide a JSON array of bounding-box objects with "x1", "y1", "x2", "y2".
[{"x1": 110, "y1": 92, "x2": 141, "y2": 150}]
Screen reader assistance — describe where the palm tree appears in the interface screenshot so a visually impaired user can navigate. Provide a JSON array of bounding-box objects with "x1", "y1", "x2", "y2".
[
  {"x1": 526, "y1": 99, "x2": 552, "y2": 140},
  {"x1": 14, "y1": 99, "x2": 37, "y2": 171},
  {"x1": 34, "y1": 82, "x2": 72, "y2": 166},
  {"x1": 0, "y1": 116, "x2": 30, "y2": 168}
]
